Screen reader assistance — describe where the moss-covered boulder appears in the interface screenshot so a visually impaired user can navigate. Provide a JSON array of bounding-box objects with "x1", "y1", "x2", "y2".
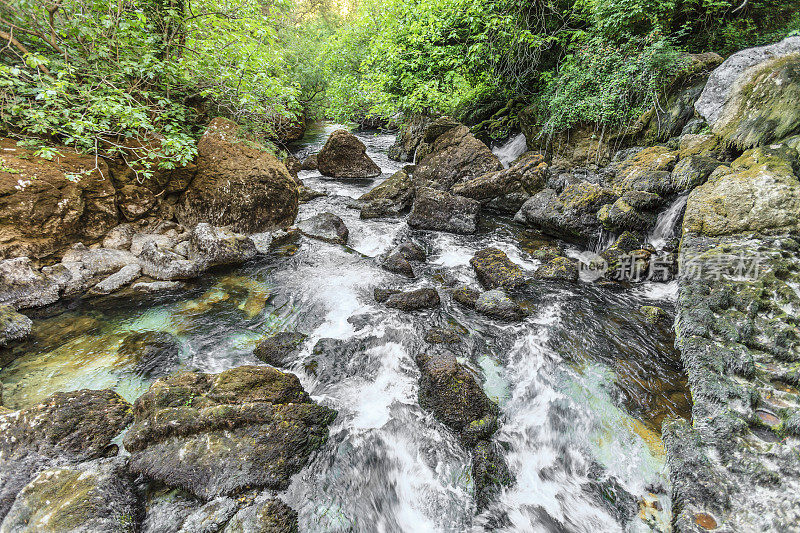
[
  {"x1": 469, "y1": 248, "x2": 528, "y2": 292},
  {"x1": 388, "y1": 113, "x2": 432, "y2": 162},
  {"x1": 671, "y1": 155, "x2": 724, "y2": 192},
  {"x1": 683, "y1": 145, "x2": 800, "y2": 236},
  {"x1": 408, "y1": 187, "x2": 481, "y2": 234},
  {"x1": 359, "y1": 168, "x2": 414, "y2": 218},
  {"x1": 123, "y1": 366, "x2": 336, "y2": 500},
  {"x1": 696, "y1": 36, "x2": 800, "y2": 149},
  {"x1": 533, "y1": 256, "x2": 579, "y2": 282},
  {"x1": 253, "y1": 332, "x2": 307, "y2": 367},
  {"x1": 451, "y1": 152, "x2": 548, "y2": 213},
  {"x1": 610, "y1": 146, "x2": 678, "y2": 195},
  {"x1": 0, "y1": 459, "x2": 138, "y2": 533},
  {"x1": 475, "y1": 289, "x2": 525, "y2": 321},
  {"x1": 222, "y1": 498, "x2": 299, "y2": 533},
  {"x1": 382, "y1": 288, "x2": 440, "y2": 311}
]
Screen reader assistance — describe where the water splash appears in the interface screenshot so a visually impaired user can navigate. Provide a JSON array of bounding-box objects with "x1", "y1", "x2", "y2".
[
  {"x1": 648, "y1": 196, "x2": 688, "y2": 251},
  {"x1": 493, "y1": 133, "x2": 528, "y2": 168}
]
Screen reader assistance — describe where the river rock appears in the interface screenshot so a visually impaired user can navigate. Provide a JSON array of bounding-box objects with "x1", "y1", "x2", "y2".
[
  {"x1": 451, "y1": 152, "x2": 548, "y2": 213},
  {"x1": 383, "y1": 288, "x2": 440, "y2": 311},
  {"x1": 178, "y1": 117, "x2": 299, "y2": 233},
  {"x1": 124, "y1": 366, "x2": 336, "y2": 500},
  {"x1": 381, "y1": 242, "x2": 426, "y2": 278},
  {"x1": 683, "y1": 145, "x2": 800, "y2": 236},
  {"x1": 253, "y1": 332, "x2": 307, "y2": 367},
  {"x1": 415, "y1": 351, "x2": 498, "y2": 439},
  {"x1": 131, "y1": 280, "x2": 184, "y2": 293},
  {"x1": 609, "y1": 146, "x2": 678, "y2": 195},
  {"x1": 0, "y1": 306, "x2": 31, "y2": 347},
  {"x1": 475, "y1": 289, "x2": 525, "y2": 321},
  {"x1": 0, "y1": 257, "x2": 61, "y2": 309},
  {"x1": 301, "y1": 154, "x2": 318, "y2": 171},
  {"x1": 222, "y1": 498, "x2": 298, "y2": 533},
  {"x1": 670, "y1": 155, "x2": 723, "y2": 192},
  {"x1": 188, "y1": 223, "x2": 257, "y2": 267},
  {"x1": 470, "y1": 248, "x2": 528, "y2": 292},
  {"x1": 0, "y1": 459, "x2": 138, "y2": 533},
  {"x1": 138, "y1": 241, "x2": 203, "y2": 281},
  {"x1": 533, "y1": 257, "x2": 579, "y2": 282},
  {"x1": 297, "y1": 213, "x2": 349, "y2": 245},
  {"x1": 118, "y1": 331, "x2": 180, "y2": 378},
  {"x1": 452, "y1": 286, "x2": 481, "y2": 309},
  {"x1": 388, "y1": 113, "x2": 432, "y2": 162},
  {"x1": 359, "y1": 169, "x2": 414, "y2": 218},
  {"x1": 597, "y1": 197, "x2": 657, "y2": 233},
  {"x1": 408, "y1": 187, "x2": 480, "y2": 234},
  {"x1": 0, "y1": 138, "x2": 117, "y2": 261},
  {"x1": 472, "y1": 440, "x2": 513, "y2": 511},
  {"x1": 695, "y1": 36, "x2": 800, "y2": 148},
  {"x1": 413, "y1": 122, "x2": 503, "y2": 191},
  {"x1": 515, "y1": 183, "x2": 617, "y2": 244},
  {"x1": 317, "y1": 130, "x2": 381, "y2": 179},
  {"x1": 89, "y1": 264, "x2": 142, "y2": 295}
]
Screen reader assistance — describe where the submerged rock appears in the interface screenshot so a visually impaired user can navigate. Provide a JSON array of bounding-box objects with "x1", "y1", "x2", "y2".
[
  {"x1": 408, "y1": 187, "x2": 481, "y2": 234},
  {"x1": 179, "y1": 117, "x2": 299, "y2": 233},
  {"x1": 383, "y1": 288, "x2": 440, "y2": 311},
  {"x1": 469, "y1": 248, "x2": 528, "y2": 292},
  {"x1": 297, "y1": 213, "x2": 349, "y2": 245},
  {"x1": 253, "y1": 332, "x2": 307, "y2": 367},
  {"x1": 317, "y1": 129, "x2": 381, "y2": 179},
  {"x1": 0, "y1": 459, "x2": 138, "y2": 533},
  {"x1": 415, "y1": 351, "x2": 498, "y2": 440},
  {"x1": 118, "y1": 331, "x2": 180, "y2": 379},
  {"x1": 89, "y1": 264, "x2": 142, "y2": 295},
  {"x1": 472, "y1": 440, "x2": 513, "y2": 512},
  {"x1": 0, "y1": 306, "x2": 31, "y2": 347},
  {"x1": 124, "y1": 366, "x2": 336, "y2": 500}
]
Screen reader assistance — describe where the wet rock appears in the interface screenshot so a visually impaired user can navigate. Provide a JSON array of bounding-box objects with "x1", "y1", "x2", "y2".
[
  {"x1": 0, "y1": 257, "x2": 61, "y2": 309},
  {"x1": 61, "y1": 244, "x2": 140, "y2": 277},
  {"x1": 452, "y1": 286, "x2": 481, "y2": 309},
  {"x1": 475, "y1": 289, "x2": 525, "y2": 321},
  {"x1": 296, "y1": 213, "x2": 349, "y2": 245},
  {"x1": 253, "y1": 332, "x2": 307, "y2": 367},
  {"x1": 317, "y1": 130, "x2": 381, "y2": 179},
  {"x1": 283, "y1": 156, "x2": 302, "y2": 180},
  {"x1": 298, "y1": 186, "x2": 325, "y2": 203},
  {"x1": 89, "y1": 264, "x2": 142, "y2": 295},
  {"x1": 300, "y1": 154, "x2": 317, "y2": 171},
  {"x1": 131, "y1": 280, "x2": 184, "y2": 293},
  {"x1": 408, "y1": 187, "x2": 480, "y2": 234},
  {"x1": 0, "y1": 306, "x2": 31, "y2": 347},
  {"x1": 138, "y1": 241, "x2": 203, "y2": 281},
  {"x1": 0, "y1": 138, "x2": 117, "y2": 261},
  {"x1": 683, "y1": 145, "x2": 800, "y2": 236},
  {"x1": 472, "y1": 440, "x2": 513, "y2": 511},
  {"x1": 469, "y1": 248, "x2": 528, "y2": 292},
  {"x1": 422, "y1": 116, "x2": 461, "y2": 144},
  {"x1": 118, "y1": 331, "x2": 180, "y2": 378},
  {"x1": 424, "y1": 326, "x2": 463, "y2": 344},
  {"x1": 415, "y1": 351, "x2": 498, "y2": 438},
  {"x1": 384, "y1": 288, "x2": 440, "y2": 311},
  {"x1": 695, "y1": 36, "x2": 800, "y2": 148},
  {"x1": 610, "y1": 146, "x2": 678, "y2": 195},
  {"x1": 359, "y1": 169, "x2": 414, "y2": 218},
  {"x1": 381, "y1": 242, "x2": 426, "y2": 278},
  {"x1": 413, "y1": 123, "x2": 503, "y2": 191},
  {"x1": 102, "y1": 224, "x2": 136, "y2": 250},
  {"x1": 222, "y1": 498, "x2": 298, "y2": 533},
  {"x1": 373, "y1": 288, "x2": 401, "y2": 303},
  {"x1": 179, "y1": 117, "x2": 299, "y2": 233},
  {"x1": 597, "y1": 197, "x2": 657, "y2": 233},
  {"x1": 188, "y1": 223, "x2": 258, "y2": 268},
  {"x1": 124, "y1": 366, "x2": 336, "y2": 500},
  {"x1": 515, "y1": 183, "x2": 617, "y2": 244},
  {"x1": 533, "y1": 257, "x2": 579, "y2": 282},
  {"x1": 0, "y1": 459, "x2": 138, "y2": 533},
  {"x1": 175, "y1": 495, "x2": 240, "y2": 533},
  {"x1": 388, "y1": 113, "x2": 432, "y2": 162},
  {"x1": 451, "y1": 152, "x2": 548, "y2": 213},
  {"x1": 671, "y1": 155, "x2": 723, "y2": 192},
  {"x1": 640, "y1": 305, "x2": 670, "y2": 326}
]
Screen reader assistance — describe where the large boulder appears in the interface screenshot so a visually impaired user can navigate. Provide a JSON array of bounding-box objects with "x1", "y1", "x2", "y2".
[
  {"x1": 0, "y1": 138, "x2": 117, "y2": 261},
  {"x1": 188, "y1": 223, "x2": 257, "y2": 268},
  {"x1": 413, "y1": 122, "x2": 503, "y2": 191},
  {"x1": 609, "y1": 146, "x2": 678, "y2": 195},
  {"x1": 408, "y1": 188, "x2": 480, "y2": 234},
  {"x1": 415, "y1": 351, "x2": 498, "y2": 442},
  {"x1": 123, "y1": 366, "x2": 336, "y2": 500},
  {"x1": 0, "y1": 459, "x2": 138, "y2": 533},
  {"x1": 316, "y1": 130, "x2": 381, "y2": 179},
  {"x1": 451, "y1": 152, "x2": 548, "y2": 213},
  {"x1": 515, "y1": 183, "x2": 617, "y2": 244},
  {"x1": 0, "y1": 258, "x2": 61, "y2": 309},
  {"x1": 695, "y1": 36, "x2": 800, "y2": 148},
  {"x1": 178, "y1": 118, "x2": 299, "y2": 233},
  {"x1": 683, "y1": 145, "x2": 800, "y2": 236},
  {"x1": 470, "y1": 248, "x2": 528, "y2": 292},
  {"x1": 388, "y1": 113, "x2": 433, "y2": 162},
  {"x1": 359, "y1": 169, "x2": 414, "y2": 218}
]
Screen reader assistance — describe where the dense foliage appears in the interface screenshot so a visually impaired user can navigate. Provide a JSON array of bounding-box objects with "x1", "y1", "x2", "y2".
[{"x1": 1, "y1": 0, "x2": 799, "y2": 167}]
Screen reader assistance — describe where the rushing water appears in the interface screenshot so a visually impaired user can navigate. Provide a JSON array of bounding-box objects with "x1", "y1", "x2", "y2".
[
  {"x1": 648, "y1": 196, "x2": 688, "y2": 251},
  {"x1": 0, "y1": 122, "x2": 691, "y2": 532},
  {"x1": 492, "y1": 133, "x2": 528, "y2": 168}
]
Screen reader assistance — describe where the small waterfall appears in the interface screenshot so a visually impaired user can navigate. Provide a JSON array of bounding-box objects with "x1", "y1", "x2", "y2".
[
  {"x1": 648, "y1": 195, "x2": 688, "y2": 250},
  {"x1": 592, "y1": 228, "x2": 618, "y2": 254},
  {"x1": 492, "y1": 133, "x2": 527, "y2": 168}
]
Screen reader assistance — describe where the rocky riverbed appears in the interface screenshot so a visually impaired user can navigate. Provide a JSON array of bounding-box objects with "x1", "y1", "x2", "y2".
[{"x1": 0, "y1": 36, "x2": 798, "y2": 533}]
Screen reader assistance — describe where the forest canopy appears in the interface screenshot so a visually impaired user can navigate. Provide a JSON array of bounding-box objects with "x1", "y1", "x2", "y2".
[{"x1": 1, "y1": 0, "x2": 799, "y2": 168}]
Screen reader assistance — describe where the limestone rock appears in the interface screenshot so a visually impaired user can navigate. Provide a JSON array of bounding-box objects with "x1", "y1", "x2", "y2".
[
  {"x1": 0, "y1": 306, "x2": 31, "y2": 347},
  {"x1": 89, "y1": 264, "x2": 142, "y2": 295},
  {"x1": 188, "y1": 223, "x2": 257, "y2": 268},
  {"x1": 0, "y1": 258, "x2": 61, "y2": 309}
]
